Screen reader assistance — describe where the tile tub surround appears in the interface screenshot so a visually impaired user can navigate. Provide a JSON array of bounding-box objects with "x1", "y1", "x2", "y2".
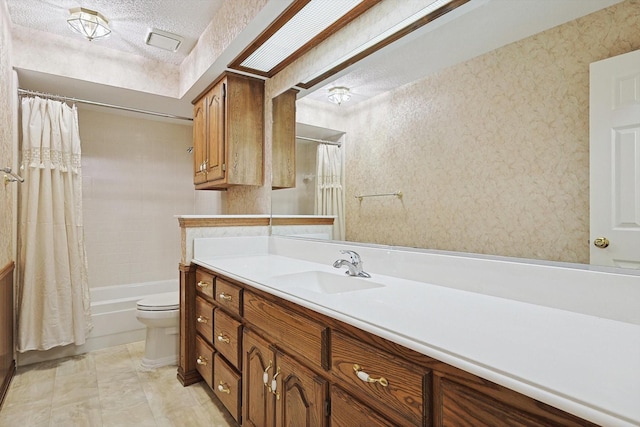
[{"x1": 192, "y1": 235, "x2": 640, "y2": 427}]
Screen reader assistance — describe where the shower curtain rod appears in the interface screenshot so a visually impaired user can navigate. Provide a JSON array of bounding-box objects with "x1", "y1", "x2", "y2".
[
  {"x1": 17, "y1": 88, "x2": 193, "y2": 122},
  {"x1": 295, "y1": 135, "x2": 342, "y2": 147}
]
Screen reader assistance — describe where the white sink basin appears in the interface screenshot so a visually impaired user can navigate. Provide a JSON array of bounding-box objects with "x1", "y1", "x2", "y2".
[{"x1": 269, "y1": 271, "x2": 384, "y2": 295}]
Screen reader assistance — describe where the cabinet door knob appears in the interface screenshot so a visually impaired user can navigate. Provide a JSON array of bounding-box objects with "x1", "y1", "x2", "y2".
[
  {"x1": 196, "y1": 356, "x2": 208, "y2": 366},
  {"x1": 196, "y1": 280, "x2": 209, "y2": 288},
  {"x1": 217, "y1": 334, "x2": 230, "y2": 344},
  {"x1": 196, "y1": 316, "x2": 208, "y2": 324},
  {"x1": 593, "y1": 237, "x2": 610, "y2": 248},
  {"x1": 353, "y1": 364, "x2": 388, "y2": 387},
  {"x1": 219, "y1": 292, "x2": 232, "y2": 301},
  {"x1": 217, "y1": 381, "x2": 231, "y2": 394}
]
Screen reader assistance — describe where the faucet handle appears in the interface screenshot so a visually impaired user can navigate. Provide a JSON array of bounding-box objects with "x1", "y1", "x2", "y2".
[{"x1": 340, "y1": 250, "x2": 361, "y2": 264}]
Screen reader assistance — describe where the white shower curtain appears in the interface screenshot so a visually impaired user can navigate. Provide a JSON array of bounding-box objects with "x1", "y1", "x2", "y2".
[
  {"x1": 315, "y1": 143, "x2": 345, "y2": 240},
  {"x1": 17, "y1": 96, "x2": 92, "y2": 352}
]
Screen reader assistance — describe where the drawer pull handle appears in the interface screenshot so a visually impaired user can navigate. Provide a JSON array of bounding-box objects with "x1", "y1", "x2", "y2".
[
  {"x1": 219, "y1": 292, "x2": 232, "y2": 301},
  {"x1": 217, "y1": 381, "x2": 231, "y2": 394},
  {"x1": 271, "y1": 367, "x2": 281, "y2": 400},
  {"x1": 196, "y1": 281, "x2": 209, "y2": 288},
  {"x1": 263, "y1": 361, "x2": 273, "y2": 388},
  {"x1": 196, "y1": 356, "x2": 208, "y2": 366},
  {"x1": 196, "y1": 316, "x2": 208, "y2": 324},
  {"x1": 353, "y1": 364, "x2": 388, "y2": 387},
  {"x1": 217, "y1": 334, "x2": 230, "y2": 344}
]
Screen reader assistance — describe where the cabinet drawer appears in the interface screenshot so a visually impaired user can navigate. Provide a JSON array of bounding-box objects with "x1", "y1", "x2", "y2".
[
  {"x1": 331, "y1": 331, "x2": 426, "y2": 426},
  {"x1": 195, "y1": 335, "x2": 214, "y2": 388},
  {"x1": 215, "y1": 278, "x2": 242, "y2": 316},
  {"x1": 331, "y1": 385, "x2": 396, "y2": 427},
  {"x1": 213, "y1": 309, "x2": 242, "y2": 369},
  {"x1": 244, "y1": 291, "x2": 328, "y2": 370},
  {"x1": 213, "y1": 353, "x2": 242, "y2": 423},
  {"x1": 195, "y1": 269, "x2": 215, "y2": 299},
  {"x1": 195, "y1": 296, "x2": 214, "y2": 344}
]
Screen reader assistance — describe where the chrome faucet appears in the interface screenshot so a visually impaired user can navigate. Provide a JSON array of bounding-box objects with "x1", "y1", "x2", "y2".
[{"x1": 333, "y1": 250, "x2": 371, "y2": 278}]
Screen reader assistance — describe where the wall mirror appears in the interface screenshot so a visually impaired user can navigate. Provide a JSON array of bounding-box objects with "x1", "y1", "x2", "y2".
[{"x1": 271, "y1": 0, "x2": 640, "y2": 271}]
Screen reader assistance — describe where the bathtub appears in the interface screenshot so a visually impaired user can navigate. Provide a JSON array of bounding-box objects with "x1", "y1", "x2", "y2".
[{"x1": 17, "y1": 279, "x2": 178, "y2": 366}]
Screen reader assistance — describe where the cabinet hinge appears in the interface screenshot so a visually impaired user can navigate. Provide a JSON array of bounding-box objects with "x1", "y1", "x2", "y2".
[
  {"x1": 222, "y1": 163, "x2": 226, "y2": 171},
  {"x1": 324, "y1": 399, "x2": 331, "y2": 417},
  {"x1": 222, "y1": 83, "x2": 226, "y2": 98}
]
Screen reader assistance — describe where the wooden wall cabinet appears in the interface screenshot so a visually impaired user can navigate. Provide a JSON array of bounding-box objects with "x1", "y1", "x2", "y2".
[
  {"x1": 192, "y1": 72, "x2": 264, "y2": 190},
  {"x1": 271, "y1": 88, "x2": 298, "y2": 189},
  {"x1": 181, "y1": 266, "x2": 598, "y2": 427}
]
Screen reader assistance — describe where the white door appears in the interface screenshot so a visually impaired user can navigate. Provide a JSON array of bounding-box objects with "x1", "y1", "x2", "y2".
[{"x1": 590, "y1": 49, "x2": 640, "y2": 268}]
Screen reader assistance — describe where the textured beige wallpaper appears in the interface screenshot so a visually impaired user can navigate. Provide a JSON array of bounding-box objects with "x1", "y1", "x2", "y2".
[
  {"x1": 0, "y1": 0, "x2": 14, "y2": 268},
  {"x1": 344, "y1": 0, "x2": 640, "y2": 263},
  {"x1": 179, "y1": 0, "x2": 268, "y2": 96}
]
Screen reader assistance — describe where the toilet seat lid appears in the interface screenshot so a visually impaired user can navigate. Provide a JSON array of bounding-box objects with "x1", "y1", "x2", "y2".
[{"x1": 137, "y1": 292, "x2": 179, "y2": 311}]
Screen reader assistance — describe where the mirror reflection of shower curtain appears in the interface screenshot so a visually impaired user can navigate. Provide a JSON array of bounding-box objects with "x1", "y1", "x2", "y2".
[
  {"x1": 315, "y1": 143, "x2": 345, "y2": 240},
  {"x1": 17, "y1": 96, "x2": 92, "y2": 352}
]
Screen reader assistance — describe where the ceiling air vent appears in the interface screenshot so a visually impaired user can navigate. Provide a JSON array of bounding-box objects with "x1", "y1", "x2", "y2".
[{"x1": 145, "y1": 28, "x2": 183, "y2": 52}]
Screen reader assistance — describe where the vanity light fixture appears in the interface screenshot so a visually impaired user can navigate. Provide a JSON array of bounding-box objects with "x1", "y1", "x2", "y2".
[
  {"x1": 229, "y1": 0, "x2": 381, "y2": 77},
  {"x1": 67, "y1": 7, "x2": 111, "y2": 41},
  {"x1": 328, "y1": 87, "x2": 351, "y2": 105}
]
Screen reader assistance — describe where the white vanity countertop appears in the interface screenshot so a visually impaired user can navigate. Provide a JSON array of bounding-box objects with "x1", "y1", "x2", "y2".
[{"x1": 192, "y1": 253, "x2": 640, "y2": 427}]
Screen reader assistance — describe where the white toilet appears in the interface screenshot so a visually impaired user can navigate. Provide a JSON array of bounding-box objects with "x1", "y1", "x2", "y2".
[{"x1": 135, "y1": 291, "x2": 180, "y2": 369}]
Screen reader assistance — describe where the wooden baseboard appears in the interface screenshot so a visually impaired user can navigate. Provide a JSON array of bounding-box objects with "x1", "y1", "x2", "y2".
[
  {"x1": 0, "y1": 262, "x2": 14, "y2": 410},
  {"x1": 0, "y1": 360, "x2": 15, "y2": 409}
]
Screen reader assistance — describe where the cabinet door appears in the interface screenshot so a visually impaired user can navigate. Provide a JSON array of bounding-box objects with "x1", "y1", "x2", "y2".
[
  {"x1": 272, "y1": 88, "x2": 297, "y2": 189},
  {"x1": 206, "y1": 79, "x2": 226, "y2": 182},
  {"x1": 275, "y1": 350, "x2": 328, "y2": 427},
  {"x1": 243, "y1": 329, "x2": 276, "y2": 427},
  {"x1": 192, "y1": 96, "x2": 207, "y2": 185}
]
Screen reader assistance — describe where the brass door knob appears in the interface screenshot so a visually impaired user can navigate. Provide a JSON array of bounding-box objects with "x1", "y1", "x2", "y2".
[{"x1": 593, "y1": 237, "x2": 610, "y2": 248}]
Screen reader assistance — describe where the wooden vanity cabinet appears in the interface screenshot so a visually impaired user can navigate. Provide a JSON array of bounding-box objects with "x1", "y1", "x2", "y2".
[
  {"x1": 192, "y1": 72, "x2": 264, "y2": 190},
  {"x1": 184, "y1": 266, "x2": 599, "y2": 427}
]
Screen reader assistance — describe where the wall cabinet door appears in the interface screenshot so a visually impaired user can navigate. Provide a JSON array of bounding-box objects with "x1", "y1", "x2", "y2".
[
  {"x1": 272, "y1": 88, "x2": 298, "y2": 189},
  {"x1": 274, "y1": 350, "x2": 328, "y2": 427},
  {"x1": 192, "y1": 96, "x2": 207, "y2": 185},
  {"x1": 205, "y1": 79, "x2": 225, "y2": 182}
]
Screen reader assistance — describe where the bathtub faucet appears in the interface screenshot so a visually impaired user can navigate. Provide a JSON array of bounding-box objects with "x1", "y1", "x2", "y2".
[{"x1": 333, "y1": 250, "x2": 371, "y2": 278}]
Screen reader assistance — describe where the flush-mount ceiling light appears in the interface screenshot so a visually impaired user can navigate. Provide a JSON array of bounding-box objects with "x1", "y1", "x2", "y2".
[
  {"x1": 67, "y1": 7, "x2": 111, "y2": 41},
  {"x1": 327, "y1": 87, "x2": 351, "y2": 105},
  {"x1": 145, "y1": 28, "x2": 184, "y2": 52}
]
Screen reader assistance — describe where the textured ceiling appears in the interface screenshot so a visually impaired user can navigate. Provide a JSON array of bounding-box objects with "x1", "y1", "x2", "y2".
[
  {"x1": 5, "y1": 0, "x2": 625, "y2": 109},
  {"x1": 6, "y1": 0, "x2": 224, "y2": 65}
]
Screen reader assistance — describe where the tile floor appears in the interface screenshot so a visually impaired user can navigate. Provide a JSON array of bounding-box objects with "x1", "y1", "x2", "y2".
[{"x1": 0, "y1": 341, "x2": 237, "y2": 427}]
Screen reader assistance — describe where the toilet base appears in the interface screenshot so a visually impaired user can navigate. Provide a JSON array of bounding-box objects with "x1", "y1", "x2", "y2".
[
  {"x1": 140, "y1": 324, "x2": 179, "y2": 369},
  {"x1": 140, "y1": 354, "x2": 178, "y2": 370}
]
